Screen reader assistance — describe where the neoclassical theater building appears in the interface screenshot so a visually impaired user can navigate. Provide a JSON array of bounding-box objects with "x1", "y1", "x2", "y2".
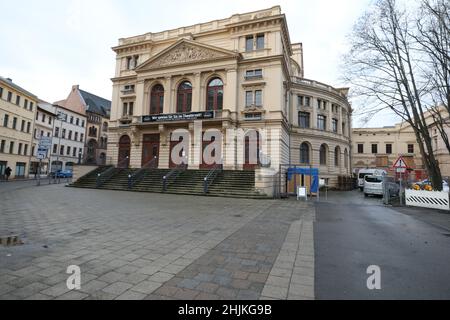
[{"x1": 108, "y1": 6, "x2": 352, "y2": 190}]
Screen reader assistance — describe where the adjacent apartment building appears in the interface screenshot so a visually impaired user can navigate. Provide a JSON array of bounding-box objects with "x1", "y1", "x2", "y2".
[
  {"x1": 55, "y1": 85, "x2": 111, "y2": 166},
  {"x1": 0, "y1": 77, "x2": 37, "y2": 179},
  {"x1": 108, "y1": 6, "x2": 352, "y2": 188},
  {"x1": 30, "y1": 101, "x2": 57, "y2": 175}
]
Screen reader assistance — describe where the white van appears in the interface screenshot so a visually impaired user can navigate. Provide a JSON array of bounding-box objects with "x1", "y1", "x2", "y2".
[
  {"x1": 363, "y1": 175, "x2": 384, "y2": 196},
  {"x1": 357, "y1": 169, "x2": 387, "y2": 191}
]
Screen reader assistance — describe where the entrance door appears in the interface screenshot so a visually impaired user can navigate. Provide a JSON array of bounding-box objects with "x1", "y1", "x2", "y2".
[
  {"x1": 169, "y1": 135, "x2": 187, "y2": 169},
  {"x1": 142, "y1": 134, "x2": 160, "y2": 168},
  {"x1": 201, "y1": 132, "x2": 222, "y2": 169},
  {"x1": 0, "y1": 161, "x2": 6, "y2": 180},
  {"x1": 118, "y1": 135, "x2": 131, "y2": 168},
  {"x1": 244, "y1": 131, "x2": 260, "y2": 170}
]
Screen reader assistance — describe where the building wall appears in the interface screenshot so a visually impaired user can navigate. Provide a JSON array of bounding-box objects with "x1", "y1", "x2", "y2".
[
  {"x1": 0, "y1": 78, "x2": 37, "y2": 179},
  {"x1": 107, "y1": 6, "x2": 353, "y2": 188},
  {"x1": 50, "y1": 106, "x2": 86, "y2": 171},
  {"x1": 30, "y1": 105, "x2": 56, "y2": 174},
  {"x1": 352, "y1": 124, "x2": 422, "y2": 172}
]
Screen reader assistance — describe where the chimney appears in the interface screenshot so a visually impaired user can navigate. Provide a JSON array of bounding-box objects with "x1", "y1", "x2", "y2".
[
  {"x1": 72, "y1": 84, "x2": 79, "y2": 92},
  {"x1": 6, "y1": 78, "x2": 12, "y2": 82}
]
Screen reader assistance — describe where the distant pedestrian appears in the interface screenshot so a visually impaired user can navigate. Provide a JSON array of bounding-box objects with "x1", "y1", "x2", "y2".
[{"x1": 5, "y1": 167, "x2": 12, "y2": 181}]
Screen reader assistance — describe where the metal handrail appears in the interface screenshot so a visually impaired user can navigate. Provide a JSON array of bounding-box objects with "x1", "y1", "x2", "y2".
[
  {"x1": 96, "y1": 156, "x2": 129, "y2": 188},
  {"x1": 128, "y1": 156, "x2": 158, "y2": 189},
  {"x1": 203, "y1": 164, "x2": 223, "y2": 194},
  {"x1": 162, "y1": 160, "x2": 187, "y2": 192}
]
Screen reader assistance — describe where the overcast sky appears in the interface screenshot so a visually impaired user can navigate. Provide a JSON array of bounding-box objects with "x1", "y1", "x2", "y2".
[{"x1": 0, "y1": 0, "x2": 398, "y2": 127}]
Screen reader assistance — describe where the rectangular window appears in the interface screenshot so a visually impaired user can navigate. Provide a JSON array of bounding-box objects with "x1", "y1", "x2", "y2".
[
  {"x1": 0, "y1": 87, "x2": 3, "y2": 99},
  {"x1": 305, "y1": 97, "x2": 311, "y2": 107},
  {"x1": 254, "y1": 90, "x2": 262, "y2": 106},
  {"x1": 245, "y1": 36, "x2": 254, "y2": 52},
  {"x1": 70, "y1": 116, "x2": 73, "y2": 124},
  {"x1": 245, "y1": 69, "x2": 263, "y2": 80},
  {"x1": 386, "y1": 144, "x2": 392, "y2": 154},
  {"x1": 55, "y1": 127, "x2": 59, "y2": 137},
  {"x1": 36, "y1": 112, "x2": 39, "y2": 121},
  {"x1": 21, "y1": 120, "x2": 25, "y2": 132},
  {"x1": 29, "y1": 102, "x2": 33, "y2": 111},
  {"x1": 7, "y1": 91, "x2": 12, "y2": 102},
  {"x1": 27, "y1": 122, "x2": 30, "y2": 133},
  {"x1": 298, "y1": 112, "x2": 310, "y2": 129},
  {"x1": 80, "y1": 133, "x2": 84, "y2": 142},
  {"x1": 245, "y1": 91, "x2": 253, "y2": 107},
  {"x1": 16, "y1": 95, "x2": 20, "y2": 106},
  {"x1": 40, "y1": 130, "x2": 43, "y2": 138},
  {"x1": 332, "y1": 119, "x2": 338, "y2": 133},
  {"x1": 53, "y1": 144, "x2": 57, "y2": 154},
  {"x1": 60, "y1": 145, "x2": 64, "y2": 155},
  {"x1": 49, "y1": 117, "x2": 52, "y2": 125},
  {"x1": 81, "y1": 120, "x2": 85, "y2": 127},
  {"x1": 129, "y1": 102, "x2": 134, "y2": 116},
  {"x1": 298, "y1": 95, "x2": 304, "y2": 106},
  {"x1": 73, "y1": 148, "x2": 77, "y2": 157},
  {"x1": 75, "y1": 132, "x2": 78, "y2": 141},
  {"x1": 15, "y1": 163, "x2": 26, "y2": 177},
  {"x1": 256, "y1": 34, "x2": 265, "y2": 49},
  {"x1": 372, "y1": 144, "x2": 378, "y2": 154},
  {"x1": 9, "y1": 141, "x2": 14, "y2": 154},
  {"x1": 68, "y1": 131, "x2": 72, "y2": 140},
  {"x1": 24, "y1": 144, "x2": 28, "y2": 156},
  {"x1": 0, "y1": 140, "x2": 5, "y2": 153},
  {"x1": 3, "y1": 114, "x2": 8, "y2": 127},
  {"x1": 123, "y1": 102, "x2": 128, "y2": 116},
  {"x1": 62, "y1": 129, "x2": 66, "y2": 139},
  {"x1": 408, "y1": 144, "x2": 414, "y2": 153},
  {"x1": 67, "y1": 146, "x2": 71, "y2": 156},
  {"x1": 317, "y1": 115, "x2": 327, "y2": 131},
  {"x1": 358, "y1": 144, "x2": 364, "y2": 154},
  {"x1": 12, "y1": 117, "x2": 17, "y2": 130},
  {"x1": 42, "y1": 114, "x2": 46, "y2": 122},
  {"x1": 31, "y1": 145, "x2": 35, "y2": 156},
  {"x1": 24, "y1": 99, "x2": 28, "y2": 109},
  {"x1": 76, "y1": 118, "x2": 79, "y2": 126}
]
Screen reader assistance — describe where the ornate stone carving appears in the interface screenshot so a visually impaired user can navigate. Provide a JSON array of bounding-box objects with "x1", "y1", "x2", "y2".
[{"x1": 146, "y1": 43, "x2": 228, "y2": 69}]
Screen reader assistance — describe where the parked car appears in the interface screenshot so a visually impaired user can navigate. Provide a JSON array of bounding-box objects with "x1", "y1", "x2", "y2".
[
  {"x1": 357, "y1": 169, "x2": 387, "y2": 191},
  {"x1": 412, "y1": 179, "x2": 449, "y2": 192},
  {"x1": 363, "y1": 175, "x2": 400, "y2": 197},
  {"x1": 50, "y1": 170, "x2": 73, "y2": 178}
]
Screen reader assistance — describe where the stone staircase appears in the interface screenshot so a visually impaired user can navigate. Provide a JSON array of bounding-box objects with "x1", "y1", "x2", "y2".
[
  {"x1": 71, "y1": 167, "x2": 268, "y2": 199},
  {"x1": 71, "y1": 165, "x2": 112, "y2": 189}
]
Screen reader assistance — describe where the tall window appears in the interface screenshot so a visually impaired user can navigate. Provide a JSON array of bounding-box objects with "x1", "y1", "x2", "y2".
[
  {"x1": 21, "y1": 120, "x2": 25, "y2": 132},
  {"x1": 300, "y1": 143, "x2": 310, "y2": 164},
  {"x1": 177, "y1": 81, "x2": 192, "y2": 113},
  {"x1": 206, "y1": 78, "x2": 224, "y2": 111},
  {"x1": 372, "y1": 144, "x2": 378, "y2": 154},
  {"x1": 245, "y1": 90, "x2": 262, "y2": 107},
  {"x1": 3, "y1": 114, "x2": 8, "y2": 127},
  {"x1": 357, "y1": 144, "x2": 364, "y2": 154},
  {"x1": 317, "y1": 115, "x2": 326, "y2": 131},
  {"x1": 320, "y1": 144, "x2": 328, "y2": 165},
  {"x1": 335, "y1": 146, "x2": 341, "y2": 167},
  {"x1": 408, "y1": 144, "x2": 414, "y2": 153},
  {"x1": 332, "y1": 119, "x2": 338, "y2": 133},
  {"x1": 256, "y1": 34, "x2": 265, "y2": 49},
  {"x1": 150, "y1": 84, "x2": 164, "y2": 115},
  {"x1": 386, "y1": 144, "x2": 392, "y2": 154},
  {"x1": 245, "y1": 36, "x2": 254, "y2": 52},
  {"x1": 298, "y1": 112, "x2": 310, "y2": 128},
  {"x1": 12, "y1": 117, "x2": 17, "y2": 130}
]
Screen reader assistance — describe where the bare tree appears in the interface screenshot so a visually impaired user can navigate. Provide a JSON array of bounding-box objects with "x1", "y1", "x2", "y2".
[
  {"x1": 415, "y1": 0, "x2": 450, "y2": 153},
  {"x1": 343, "y1": 0, "x2": 443, "y2": 190}
]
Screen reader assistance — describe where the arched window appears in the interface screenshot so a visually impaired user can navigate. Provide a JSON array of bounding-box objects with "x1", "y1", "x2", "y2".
[
  {"x1": 206, "y1": 78, "x2": 223, "y2": 111},
  {"x1": 320, "y1": 144, "x2": 328, "y2": 165},
  {"x1": 344, "y1": 148, "x2": 349, "y2": 169},
  {"x1": 177, "y1": 81, "x2": 192, "y2": 113},
  {"x1": 300, "y1": 143, "x2": 310, "y2": 164},
  {"x1": 335, "y1": 146, "x2": 341, "y2": 167},
  {"x1": 150, "y1": 84, "x2": 164, "y2": 115}
]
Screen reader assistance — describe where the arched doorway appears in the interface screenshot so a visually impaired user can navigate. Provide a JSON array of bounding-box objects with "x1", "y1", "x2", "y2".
[
  {"x1": 118, "y1": 135, "x2": 131, "y2": 168},
  {"x1": 142, "y1": 134, "x2": 160, "y2": 168},
  {"x1": 244, "y1": 130, "x2": 260, "y2": 170},
  {"x1": 86, "y1": 139, "x2": 98, "y2": 164}
]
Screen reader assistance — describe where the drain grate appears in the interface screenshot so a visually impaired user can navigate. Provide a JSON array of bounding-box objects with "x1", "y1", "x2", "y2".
[{"x1": 0, "y1": 235, "x2": 23, "y2": 246}]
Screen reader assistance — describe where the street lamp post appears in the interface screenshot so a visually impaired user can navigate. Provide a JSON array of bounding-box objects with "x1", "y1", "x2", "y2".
[{"x1": 78, "y1": 151, "x2": 82, "y2": 165}]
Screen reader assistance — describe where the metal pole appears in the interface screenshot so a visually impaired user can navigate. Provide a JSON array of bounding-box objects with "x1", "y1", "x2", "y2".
[
  {"x1": 37, "y1": 159, "x2": 41, "y2": 186},
  {"x1": 399, "y1": 171, "x2": 403, "y2": 206}
]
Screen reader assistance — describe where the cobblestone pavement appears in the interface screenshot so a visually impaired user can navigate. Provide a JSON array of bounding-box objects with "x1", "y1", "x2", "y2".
[{"x1": 0, "y1": 184, "x2": 315, "y2": 300}]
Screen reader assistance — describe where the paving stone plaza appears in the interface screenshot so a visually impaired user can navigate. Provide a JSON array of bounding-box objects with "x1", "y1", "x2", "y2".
[{"x1": 0, "y1": 183, "x2": 315, "y2": 300}]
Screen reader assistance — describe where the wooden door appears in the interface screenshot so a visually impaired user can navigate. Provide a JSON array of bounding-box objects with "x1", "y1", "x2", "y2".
[
  {"x1": 142, "y1": 134, "x2": 160, "y2": 168},
  {"x1": 244, "y1": 132, "x2": 260, "y2": 170},
  {"x1": 118, "y1": 135, "x2": 131, "y2": 168}
]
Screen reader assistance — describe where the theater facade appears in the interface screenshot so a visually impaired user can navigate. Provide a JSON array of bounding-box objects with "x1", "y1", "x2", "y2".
[{"x1": 108, "y1": 6, "x2": 352, "y2": 190}]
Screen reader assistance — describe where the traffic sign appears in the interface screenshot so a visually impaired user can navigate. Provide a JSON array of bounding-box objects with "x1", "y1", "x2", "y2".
[
  {"x1": 393, "y1": 156, "x2": 408, "y2": 168},
  {"x1": 37, "y1": 148, "x2": 47, "y2": 159},
  {"x1": 37, "y1": 153, "x2": 45, "y2": 160},
  {"x1": 39, "y1": 136, "x2": 52, "y2": 148}
]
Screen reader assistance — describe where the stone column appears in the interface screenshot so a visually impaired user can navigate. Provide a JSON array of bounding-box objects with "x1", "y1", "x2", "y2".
[
  {"x1": 225, "y1": 69, "x2": 238, "y2": 113},
  {"x1": 134, "y1": 80, "x2": 145, "y2": 122},
  {"x1": 192, "y1": 72, "x2": 201, "y2": 112},
  {"x1": 164, "y1": 77, "x2": 172, "y2": 114}
]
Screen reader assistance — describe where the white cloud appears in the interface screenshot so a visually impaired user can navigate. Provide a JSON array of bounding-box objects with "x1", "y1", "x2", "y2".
[{"x1": 0, "y1": 0, "x2": 397, "y2": 126}]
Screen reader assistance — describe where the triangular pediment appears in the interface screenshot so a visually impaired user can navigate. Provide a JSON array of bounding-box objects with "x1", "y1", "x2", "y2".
[{"x1": 136, "y1": 39, "x2": 240, "y2": 71}]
